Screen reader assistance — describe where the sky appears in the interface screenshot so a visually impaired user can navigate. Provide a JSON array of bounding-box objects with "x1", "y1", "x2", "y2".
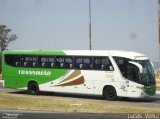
[{"x1": 0, "y1": 0, "x2": 159, "y2": 63}]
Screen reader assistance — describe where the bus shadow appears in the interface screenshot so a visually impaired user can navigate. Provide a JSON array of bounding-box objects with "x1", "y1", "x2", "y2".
[
  {"x1": 9, "y1": 90, "x2": 104, "y2": 100},
  {"x1": 9, "y1": 90, "x2": 160, "y2": 103}
]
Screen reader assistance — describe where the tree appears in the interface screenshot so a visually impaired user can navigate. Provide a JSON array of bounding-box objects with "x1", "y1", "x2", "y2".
[{"x1": 0, "y1": 25, "x2": 17, "y2": 51}]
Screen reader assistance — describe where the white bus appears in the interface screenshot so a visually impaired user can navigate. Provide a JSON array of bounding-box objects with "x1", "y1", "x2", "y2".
[{"x1": 2, "y1": 50, "x2": 156, "y2": 100}]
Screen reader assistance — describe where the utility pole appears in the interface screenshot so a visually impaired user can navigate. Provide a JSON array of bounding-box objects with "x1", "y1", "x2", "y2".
[{"x1": 89, "y1": 0, "x2": 92, "y2": 50}]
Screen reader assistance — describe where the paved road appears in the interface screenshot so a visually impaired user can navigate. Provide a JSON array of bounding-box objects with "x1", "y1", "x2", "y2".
[{"x1": 0, "y1": 110, "x2": 128, "y2": 119}]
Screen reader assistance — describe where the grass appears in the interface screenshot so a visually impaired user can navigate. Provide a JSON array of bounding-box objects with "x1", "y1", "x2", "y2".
[{"x1": 0, "y1": 92, "x2": 160, "y2": 113}]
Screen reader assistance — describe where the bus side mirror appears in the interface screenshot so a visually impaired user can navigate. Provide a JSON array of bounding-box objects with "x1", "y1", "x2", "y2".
[{"x1": 129, "y1": 61, "x2": 143, "y2": 74}]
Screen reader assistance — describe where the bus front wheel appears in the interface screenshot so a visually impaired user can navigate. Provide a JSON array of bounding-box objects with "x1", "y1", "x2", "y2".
[
  {"x1": 103, "y1": 86, "x2": 117, "y2": 101},
  {"x1": 28, "y1": 82, "x2": 39, "y2": 95}
]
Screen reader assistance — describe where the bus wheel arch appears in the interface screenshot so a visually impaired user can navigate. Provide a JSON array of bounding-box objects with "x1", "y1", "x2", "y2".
[
  {"x1": 28, "y1": 81, "x2": 39, "y2": 95},
  {"x1": 103, "y1": 85, "x2": 117, "y2": 101}
]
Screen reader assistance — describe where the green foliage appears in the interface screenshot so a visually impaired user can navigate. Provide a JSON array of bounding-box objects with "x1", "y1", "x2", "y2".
[
  {"x1": 0, "y1": 25, "x2": 17, "y2": 51},
  {"x1": 0, "y1": 25, "x2": 17, "y2": 73}
]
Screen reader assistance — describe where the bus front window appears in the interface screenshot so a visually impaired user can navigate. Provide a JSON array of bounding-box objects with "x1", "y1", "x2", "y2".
[
  {"x1": 134, "y1": 60, "x2": 155, "y2": 85},
  {"x1": 113, "y1": 57, "x2": 155, "y2": 86}
]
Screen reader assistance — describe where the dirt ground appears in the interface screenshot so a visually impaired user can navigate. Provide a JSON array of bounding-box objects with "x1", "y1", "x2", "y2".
[{"x1": 156, "y1": 72, "x2": 160, "y2": 90}]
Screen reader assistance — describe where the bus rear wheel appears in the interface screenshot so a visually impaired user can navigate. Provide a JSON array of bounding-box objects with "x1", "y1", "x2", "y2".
[
  {"x1": 28, "y1": 82, "x2": 39, "y2": 95},
  {"x1": 103, "y1": 86, "x2": 117, "y2": 101}
]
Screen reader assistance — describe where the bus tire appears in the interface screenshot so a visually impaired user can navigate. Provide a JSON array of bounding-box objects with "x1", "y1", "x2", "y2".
[
  {"x1": 28, "y1": 82, "x2": 39, "y2": 95},
  {"x1": 103, "y1": 86, "x2": 117, "y2": 101}
]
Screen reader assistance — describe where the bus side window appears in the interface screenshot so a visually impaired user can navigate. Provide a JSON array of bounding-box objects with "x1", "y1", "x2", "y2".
[
  {"x1": 101, "y1": 58, "x2": 109, "y2": 70},
  {"x1": 113, "y1": 57, "x2": 127, "y2": 78},
  {"x1": 15, "y1": 62, "x2": 20, "y2": 67},
  {"x1": 5, "y1": 55, "x2": 20, "y2": 67},
  {"x1": 74, "y1": 57, "x2": 82, "y2": 69},
  {"x1": 41, "y1": 62, "x2": 45, "y2": 67},
  {"x1": 41, "y1": 62, "x2": 50, "y2": 68},
  {"x1": 23, "y1": 62, "x2": 33, "y2": 67},
  {"x1": 93, "y1": 57, "x2": 113, "y2": 71},
  {"x1": 24, "y1": 62, "x2": 27, "y2": 66},
  {"x1": 83, "y1": 57, "x2": 92, "y2": 69},
  {"x1": 64, "y1": 57, "x2": 73, "y2": 69},
  {"x1": 93, "y1": 57, "x2": 101, "y2": 70},
  {"x1": 55, "y1": 57, "x2": 64, "y2": 68},
  {"x1": 40, "y1": 57, "x2": 47, "y2": 67},
  {"x1": 51, "y1": 62, "x2": 55, "y2": 68},
  {"x1": 48, "y1": 57, "x2": 55, "y2": 68},
  {"x1": 56, "y1": 56, "x2": 73, "y2": 69},
  {"x1": 33, "y1": 62, "x2": 38, "y2": 67},
  {"x1": 39, "y1": 56, "x2": 55, "y2": 68},
  {"x1": 74, "y1": 57, "x2": 92, "y2": 70},
  {"x1": 102, "y1": 57, "x2": 113, "y2": 71},
  {"x1": 21, "y1": 55, "x2": 38, "y2": 68},
  {"x1": 101, "y1": 64, "x2": 106, "y2": 70}
]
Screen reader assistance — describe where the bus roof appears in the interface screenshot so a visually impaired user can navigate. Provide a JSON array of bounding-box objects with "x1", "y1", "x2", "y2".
[
  {"x1": 109, "y1": 50, "x2": 148, "y2": 60},
  {"x1": 2, "y1": 50, "x2": 148, "y2": 60}
]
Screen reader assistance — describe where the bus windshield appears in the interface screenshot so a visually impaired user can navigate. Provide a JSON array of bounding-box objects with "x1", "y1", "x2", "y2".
[
  {"x1": 134, "y1": 60, "x2": 155, "y2": 85},
  {"x1": 113, "y1": 57, "x2": 155, "y2": 86}
]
